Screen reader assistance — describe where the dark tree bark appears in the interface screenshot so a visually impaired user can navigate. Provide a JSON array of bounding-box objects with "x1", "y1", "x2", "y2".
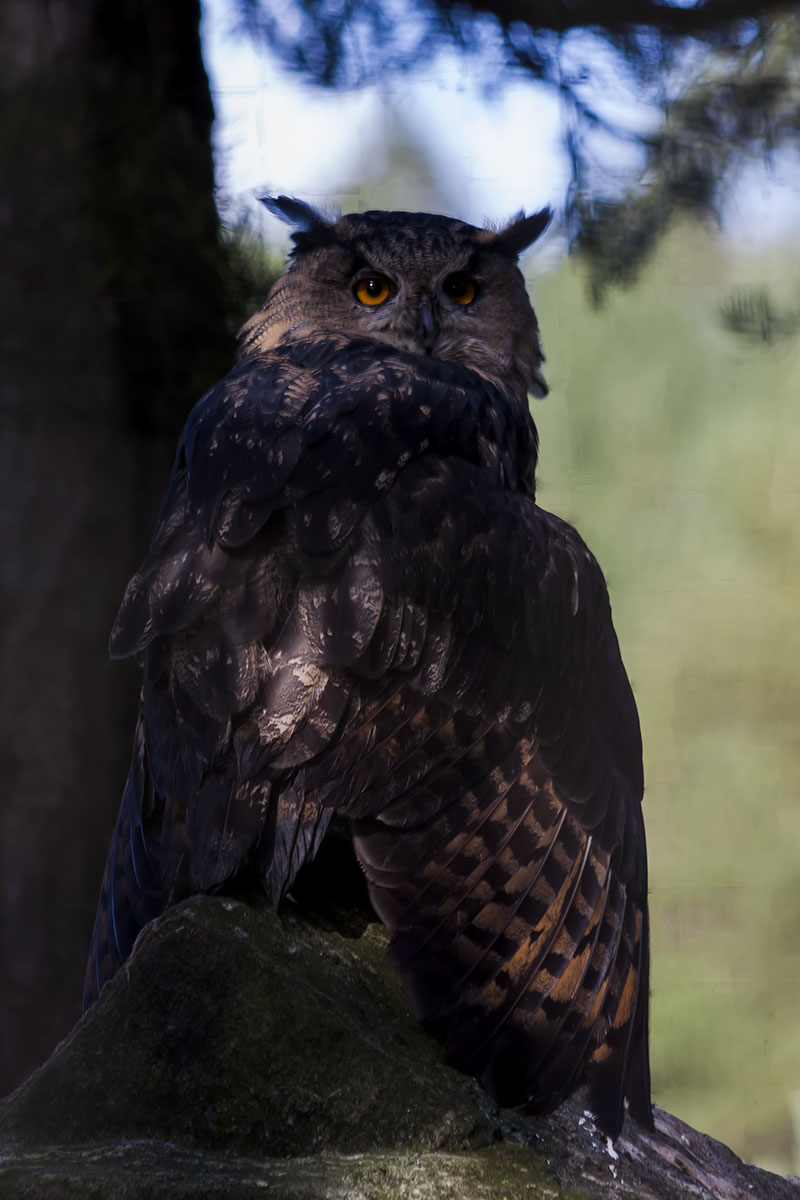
[{"x1": 0, "y1": 0, "x2": 234, "y2": 1094}]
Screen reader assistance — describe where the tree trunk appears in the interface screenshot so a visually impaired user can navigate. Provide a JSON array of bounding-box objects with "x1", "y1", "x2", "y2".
[{"x1": 0, "y1": 0, "x2": 234, "y2": 1094}]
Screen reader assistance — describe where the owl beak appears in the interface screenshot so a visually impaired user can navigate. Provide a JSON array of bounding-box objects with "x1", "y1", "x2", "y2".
[{"x1": 417, "y1": 295, "x2": 437, "y2": 355}]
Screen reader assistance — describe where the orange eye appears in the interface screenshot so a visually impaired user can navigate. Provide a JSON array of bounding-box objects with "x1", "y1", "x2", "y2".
[
  {"x1": 443, "y1": 273, "x2": 476, "y2": 305},
  {"x1": 354, "y1": 275, "x2": 392, "y2": 306}
]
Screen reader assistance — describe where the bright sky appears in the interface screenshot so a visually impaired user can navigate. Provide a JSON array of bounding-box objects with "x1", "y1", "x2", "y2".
[{"x1": 200, "y1": 0, "x2": 800, "y2": 247}]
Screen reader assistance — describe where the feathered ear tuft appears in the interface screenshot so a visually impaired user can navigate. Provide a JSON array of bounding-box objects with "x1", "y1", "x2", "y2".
[
  {"x1": 259, "y1": 195, "x2": 338, "y2": 253},
  {"x1": 260, "y1": 195, "x2": 328, "y2": 231},
  {"x1": 493, "y1": 207, "x2": 552, "y2": 258}
]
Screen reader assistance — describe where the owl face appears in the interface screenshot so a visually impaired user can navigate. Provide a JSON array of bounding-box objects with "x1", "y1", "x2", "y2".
[{"x1": 241, "y1": 201, "x2": 551, "y2": 398}]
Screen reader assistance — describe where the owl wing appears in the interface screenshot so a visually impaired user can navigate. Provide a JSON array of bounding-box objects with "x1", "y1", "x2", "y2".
[
  {"x1": 84, "y1": 336, "x2": 650, "y2": 1135},
  {"x1": 292, "y1": 459, "x2": 651, "y2": 1137}
]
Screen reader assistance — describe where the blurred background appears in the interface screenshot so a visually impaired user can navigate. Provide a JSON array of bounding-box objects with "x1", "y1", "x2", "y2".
[{"x1": 1, "y1": 0, "x2": 799, "y2": 1175}]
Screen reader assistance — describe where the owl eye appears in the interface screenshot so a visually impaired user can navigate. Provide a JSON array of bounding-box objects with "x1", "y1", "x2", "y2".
[
  {"x1": 354, "y1": 275, "x2": 392, "y2": 306},
  {"x1": 442, "y1": 273, "x2": 477, "y2": 305}
]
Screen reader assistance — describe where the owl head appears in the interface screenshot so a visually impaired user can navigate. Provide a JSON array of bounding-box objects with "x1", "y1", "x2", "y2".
[{"x1": 240, "y1": 197, "x2": 551, "y2": 398}]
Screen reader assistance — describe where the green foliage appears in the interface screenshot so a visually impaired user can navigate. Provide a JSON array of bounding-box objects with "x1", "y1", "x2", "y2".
[
  {"x1": 720, "y1": 289, "x2": 800, "y2": 343},
  {"x1": 233, "y1": 0, "x2": 799, "y2": 287},
  {"x1": 531, "y1": 225, "x2": 800, "y2": 1172},
  {"x1": 576, "y1": 13, "x2": 800, "y2": 298}
]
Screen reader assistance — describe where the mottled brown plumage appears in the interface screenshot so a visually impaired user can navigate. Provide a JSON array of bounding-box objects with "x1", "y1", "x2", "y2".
[{"x1": 85, "y1": 199, "x2": 652, "y2": 1137}]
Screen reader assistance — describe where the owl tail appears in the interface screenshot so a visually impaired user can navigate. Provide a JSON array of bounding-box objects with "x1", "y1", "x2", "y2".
[
  {"x1": 589, "y1": 902, "x2": 653, "y2": 1133},
  {"x1": 82, "y1": 712, "x2": 189, "y2": 1011}
]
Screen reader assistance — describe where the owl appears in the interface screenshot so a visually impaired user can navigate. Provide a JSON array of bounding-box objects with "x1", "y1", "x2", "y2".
[{"x1": 85, "y1": 198, "x2": 652, "y2": 1137}]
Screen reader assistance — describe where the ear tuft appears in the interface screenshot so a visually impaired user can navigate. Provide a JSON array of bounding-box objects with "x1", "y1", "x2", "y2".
[
  {"x1": 259, "y1": 195, "x2": 327, "y2": 231},
  {"x1": 259, "y1": 195, "x2": 338, "y2": 253},
  {"x1": 493, "y1": 207, "x2": 552, "y2": 258}
]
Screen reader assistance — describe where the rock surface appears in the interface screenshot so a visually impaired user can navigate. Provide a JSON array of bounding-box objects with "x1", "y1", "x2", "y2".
[{"x1": 0, "y1": 895, "x2": 797, "y2": 1199}]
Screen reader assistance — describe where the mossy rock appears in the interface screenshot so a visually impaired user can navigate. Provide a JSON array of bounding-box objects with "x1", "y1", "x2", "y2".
[
  {"x1": 0, "y1": 896, "x2": 795, "y2": 1199},
  {"x1": 0, "y1": 897, "x2": 587, "y2": 1198}
]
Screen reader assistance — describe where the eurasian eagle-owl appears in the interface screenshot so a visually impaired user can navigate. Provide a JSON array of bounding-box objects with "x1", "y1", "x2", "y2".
[{"x1": 85, "y1": 198, "x2": 652, "y2": 1137}]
